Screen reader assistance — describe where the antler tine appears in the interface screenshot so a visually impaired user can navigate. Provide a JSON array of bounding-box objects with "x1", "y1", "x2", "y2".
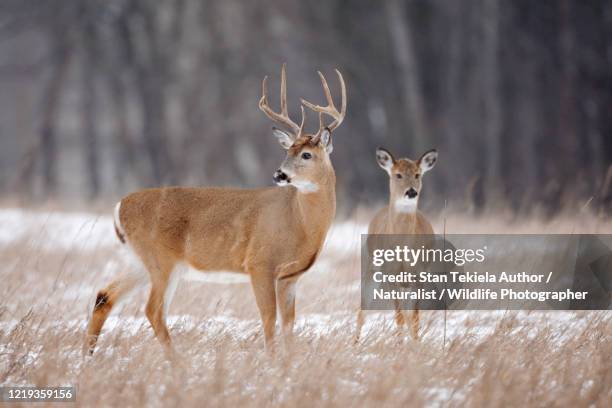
[
  {"x1": 318, "y1": 71, "x2": 334, "y2": 111},
  {"x1": 280, "y1": 63, "x2": 288, "y2": 116},
  {"x1": 335, "y1": 68, "x2": 347, "y2": 122},
  {"x1": 259, "y1": 64, "x2": 303, "y2": 137},
  {"x1": 301, "y1": 69, "x2": 347, "y2": 133},
  {"x1": 299, "y1": 105, "x2": 306, "y2": 134}
]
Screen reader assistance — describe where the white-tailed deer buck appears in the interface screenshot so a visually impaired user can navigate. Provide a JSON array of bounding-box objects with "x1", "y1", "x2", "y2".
[
  {"x1": 86, "y1": 64, "x2": 346, "y2": 354},
  {"x1": 357, "y1": 147, "x2": 438, "y2": 341}
]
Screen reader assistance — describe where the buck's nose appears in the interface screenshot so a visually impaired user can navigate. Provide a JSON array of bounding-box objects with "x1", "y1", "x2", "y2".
[
  {"x1": 406, "y1": 188, "x2": 418, "y2": 199},
  {"x1": 273, "y1": 170, "x2": 288, "y2": 183}
]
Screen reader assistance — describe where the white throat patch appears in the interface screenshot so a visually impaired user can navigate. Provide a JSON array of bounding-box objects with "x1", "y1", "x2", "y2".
[
  {"x1": 394, "y1": 198, "x2": 418, "y2": 213},
  {"x1": 290, "y1": 180, "x2": 319, "y2": 193}
]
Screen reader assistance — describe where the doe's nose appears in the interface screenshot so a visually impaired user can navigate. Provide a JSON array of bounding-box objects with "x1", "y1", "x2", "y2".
[
  {"x1": 273, "y1": 169, "x2": 288, "y2": 183},
  {"x1": 406, "y1": 188, "x2": 418, "y2": 199}
]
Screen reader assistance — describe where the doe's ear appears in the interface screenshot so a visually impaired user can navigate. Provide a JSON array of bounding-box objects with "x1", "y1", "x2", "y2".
[
  {"x1": 375, "y1": 147, "x2": 395, "y2": 175},
  {"x1": 418, "y1": 149, "x2": 438, "y2": 174},
  {"x1": 272, "y1": 127, "x2": 294, "y2": 150},
  {"x1": 319, "y1": 128, "x2": 333, "y2": 154}
]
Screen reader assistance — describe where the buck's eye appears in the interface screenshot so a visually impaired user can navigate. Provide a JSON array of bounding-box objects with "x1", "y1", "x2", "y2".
[
  {"x1": 301, "y1": 152, "x2": 312, "y2": 160},
  {"x1": 415, "y1": 174, "x2": 420, "y2": 179},
  {"x1": 396, "y1": 174, "x2": 402, "y2": 179}
]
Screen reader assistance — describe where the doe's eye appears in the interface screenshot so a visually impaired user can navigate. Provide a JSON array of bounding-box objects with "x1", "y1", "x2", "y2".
[
  {"x1": 396, "y1": 174, "x2": 402, "y2": 179},
  {"x1": 302, "y1": 152, "x2": 312, "y2": 160},
  {"x1": 415, "y1": 174, "x2": 420, "y2": 179}
]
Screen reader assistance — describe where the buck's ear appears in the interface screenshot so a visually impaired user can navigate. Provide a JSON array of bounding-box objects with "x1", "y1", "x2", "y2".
[
  {"x1": 272, "y1": 127, "x2": 294, "y2": 150},
  {"x1": 419, "y1": 149, "x2": 438, "y2": 174},
  {"x1": 319, "y1": 128, "x2": 333, "y2": 154},
  {"x1": 376, "y1": 147, "x2": 395, "y2": 174}
]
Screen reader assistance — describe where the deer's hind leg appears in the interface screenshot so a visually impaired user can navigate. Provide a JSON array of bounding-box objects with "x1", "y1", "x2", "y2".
[
  {"x1": 396, "y1": 298, "x2": 420, "y2": 341},
  {"x1": 86, "y1": 273, "x2": 145, "y2": 355},
  {"x1": 410, "y1": 308, "x2": 420, "y2": 341},
  {"x1": 394, "y1": 298, "x2": 406, "y2": 330},
  {"x1": 138, "y1": 250, "x2": 178, "y2": 349}
]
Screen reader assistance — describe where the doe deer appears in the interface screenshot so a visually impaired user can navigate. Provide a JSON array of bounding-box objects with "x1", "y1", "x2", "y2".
[
  {"x1": 85, "y1": 64, "x2": 347, "y2": 354},
  {"x1": 356, "y1": 147, "x2": 438, "y2": 341}
]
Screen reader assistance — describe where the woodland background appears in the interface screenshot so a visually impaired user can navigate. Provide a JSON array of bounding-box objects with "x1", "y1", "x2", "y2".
[{"x1": 0, "y1": 0, "x2": 611, "y2": 215}]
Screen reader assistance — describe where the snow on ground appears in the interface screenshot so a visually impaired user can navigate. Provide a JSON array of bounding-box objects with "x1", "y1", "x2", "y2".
[
  {"x1": 0, "y1": 208, "x2": 116, "y2": 251},
  {"x1": 0, "y1": 310, "x2": 590, "y2": 353},
  {"x1": 0, "y1": 210, "x2": 604, "y2": 349},
  {"x1": 1, "y1": 208, "x2": 609, "y2": 405}
]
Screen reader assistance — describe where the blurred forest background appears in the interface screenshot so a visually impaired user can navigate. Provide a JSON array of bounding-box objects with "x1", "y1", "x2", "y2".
[{"x1": 0, "y1": 0, "x2": 611, "y2": 215}]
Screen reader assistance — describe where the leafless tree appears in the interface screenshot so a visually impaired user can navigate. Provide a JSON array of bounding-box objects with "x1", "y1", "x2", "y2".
[{"x1": 0, "y1": 0, "x2": 609, "y2": 214}]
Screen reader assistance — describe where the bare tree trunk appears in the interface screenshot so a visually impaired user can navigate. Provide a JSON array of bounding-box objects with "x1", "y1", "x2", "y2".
[
  {"x1": 40, "y1": 33, "x2": 72, "y2": 198},
  {"x1": 482, "y1": 0, "x2": 503, "y2": 205},
  {"x1": 108, "y1": 71, "x2": 136, "y2": 191},
  {"x1": 439, "y1": 0, "x2": 465, "y2": 203},
  {"x1": 105, "y1": 13, "x2": 141, "y2": 190},
  {"x1": 128, "y1": 2, "x2": 176, "y2": 186},
  {"x1": 384, "y1": 0, "x2": 428, "y2": 152},
  {"x1": 81, "y1": 20, "x2": 100, "y2": 198},
  {"x1": 557, "y1": 0, "x2": 578, "y2": 200},
  {"x1": 516, "y1": 58, "x2": 540, "y2": 212},
  {"x1": 138, "y1": 81, "x2": 174, "y2": 185}
]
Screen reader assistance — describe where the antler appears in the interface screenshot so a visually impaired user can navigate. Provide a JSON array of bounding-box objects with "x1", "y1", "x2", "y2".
[
  {"x1": 259, "y1": 63, "x2": 305, "y2": 138},
  {"x1": 301, "y1": 69, "x2": 347, "y2": 134}
]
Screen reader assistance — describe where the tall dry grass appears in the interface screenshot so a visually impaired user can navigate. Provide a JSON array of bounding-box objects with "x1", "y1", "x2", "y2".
[{"x1": 0, "y1": 208, "x2": 610, "y2": 407}]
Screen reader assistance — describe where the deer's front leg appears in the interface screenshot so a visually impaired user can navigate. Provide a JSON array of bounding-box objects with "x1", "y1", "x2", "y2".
[
  {"x1": 355, "y1": 309, "x2": 365, "y2": 343},
  {"x1": 276, "y1": 277, "x2": 297, "y2": 341},
  {"x1": 411, "y1": 308, "x2": 420, "y2": 340},
  {"x1": 393, "y1": 298, "x2": 406, "y2": 331},
  {"x1": 250, "y1": 270, "x2": 277, "y2": 349}
]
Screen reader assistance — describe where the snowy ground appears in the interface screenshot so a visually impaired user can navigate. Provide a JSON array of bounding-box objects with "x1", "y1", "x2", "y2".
[{"x1": 0, "y1": 208, "x2": 610, "y2": 407}]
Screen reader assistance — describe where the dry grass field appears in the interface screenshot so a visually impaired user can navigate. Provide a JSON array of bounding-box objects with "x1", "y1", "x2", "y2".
[{"x1": 0, "y1": 207, "x2": 610, "y2": 407}]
